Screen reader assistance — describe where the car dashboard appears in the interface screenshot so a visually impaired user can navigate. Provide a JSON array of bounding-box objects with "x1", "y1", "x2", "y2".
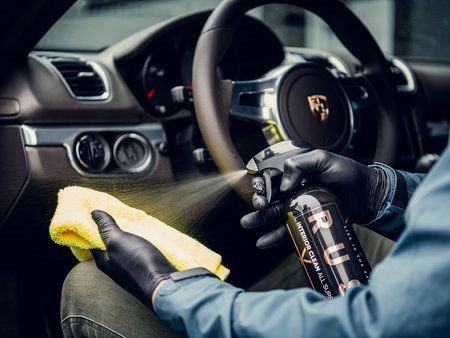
[
  {"x1": 0, "y1": 9, "x2": 449, "y2": 289},
  {"x1": 2, "y1": 7, "x2": 450, "y2": 338}
]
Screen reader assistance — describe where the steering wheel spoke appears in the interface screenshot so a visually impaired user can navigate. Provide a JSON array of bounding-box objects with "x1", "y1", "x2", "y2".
[
  {"x1": 230, "y1": 76, "x2": 279, "y2": 124},
  {"x1": 229, "y1": 75, "x2": 288, "y2": 145}
]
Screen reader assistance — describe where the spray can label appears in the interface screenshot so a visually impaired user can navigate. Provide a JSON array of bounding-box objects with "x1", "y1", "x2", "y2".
[{"x1": 286, "y1": 202, "x2": 371, "y2": 299}]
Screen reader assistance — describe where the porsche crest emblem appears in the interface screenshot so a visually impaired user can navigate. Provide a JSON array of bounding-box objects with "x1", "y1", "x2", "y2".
[{"x1": 307, "y1": 95, "x2": 330, "y2": 124}]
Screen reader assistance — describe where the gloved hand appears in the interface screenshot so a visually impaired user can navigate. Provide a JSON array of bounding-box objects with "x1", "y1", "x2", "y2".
[
  {"x1": 90, "y1": 210, "x2": 176, "y2": 311},
  {"x1": 240, "y1": 149, "x2": 388, "y2": 249}
]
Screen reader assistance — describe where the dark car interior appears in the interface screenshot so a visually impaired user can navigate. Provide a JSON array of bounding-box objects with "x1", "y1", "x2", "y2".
[{"x1": 1, "y1": 0, "x2": 449, "y2": 336}]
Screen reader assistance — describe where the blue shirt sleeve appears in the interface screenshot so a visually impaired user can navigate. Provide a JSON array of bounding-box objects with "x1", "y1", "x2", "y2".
[
  {"x1": 364, "y1": 163, "x2": 426, "y2": 240},
  {"x1": 155, "y1": 147, "x2": 450, "y2": 337},
  {"x1": 155, "y1": 147, "x2": 450, "y2": 338}
]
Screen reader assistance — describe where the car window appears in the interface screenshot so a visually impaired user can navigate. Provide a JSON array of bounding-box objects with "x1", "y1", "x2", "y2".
[{"x1": 36, "y1": 0, "x2": 450, "y2": 61}]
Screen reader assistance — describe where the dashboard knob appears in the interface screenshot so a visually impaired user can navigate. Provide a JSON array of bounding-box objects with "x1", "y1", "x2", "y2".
[
  {"x1": 113, "y1": 133, "x2": 152, "y2": 173},
  {"x1": 75, "y1": 134, "x2": 110, "y2": 171}
]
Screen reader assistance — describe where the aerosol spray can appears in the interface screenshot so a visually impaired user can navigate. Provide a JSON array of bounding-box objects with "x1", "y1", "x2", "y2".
[{"x1": 247, "y1": 140, "x2": 371, "y2": 299}]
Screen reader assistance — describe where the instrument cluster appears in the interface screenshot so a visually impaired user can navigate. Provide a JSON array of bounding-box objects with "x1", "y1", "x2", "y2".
[
  {"x1": 139, "y1": 17, "x2": 285, "y2": 117},
  {"x1": 141, "y1": 43, "x2": 182, "y2": 117}
]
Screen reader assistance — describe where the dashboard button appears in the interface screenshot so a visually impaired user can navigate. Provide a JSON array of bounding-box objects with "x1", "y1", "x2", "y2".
[
  {"x1": 75, "y1": 134, "x2": 110, "y2": 171},
  {"x1": 113, "y1": 133, "x2": 152, "y2": 173}
]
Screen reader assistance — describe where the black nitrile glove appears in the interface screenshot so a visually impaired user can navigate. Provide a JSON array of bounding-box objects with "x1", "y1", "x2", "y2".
[
  {"x1": 240, "y1": 149, "x2": 388, "y2": 249},
  {"x1": 91, "y1": 210, "x2": 176, "y2": 310}
]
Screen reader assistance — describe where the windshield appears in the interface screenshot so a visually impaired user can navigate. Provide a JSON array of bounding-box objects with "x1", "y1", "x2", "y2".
[{"x1": 37, "y1": 0, "x2": 450, "y2": 61}]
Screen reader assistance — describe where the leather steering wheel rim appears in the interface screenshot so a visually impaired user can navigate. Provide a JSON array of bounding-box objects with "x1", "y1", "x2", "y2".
[{"x1": 192, "y1": 0, "x2": 399, "y2": 202}]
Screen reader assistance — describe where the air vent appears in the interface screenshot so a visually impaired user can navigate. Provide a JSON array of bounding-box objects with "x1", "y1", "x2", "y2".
[{"x1": 48, "y1": 57, "x2": 110, "y2": 101}]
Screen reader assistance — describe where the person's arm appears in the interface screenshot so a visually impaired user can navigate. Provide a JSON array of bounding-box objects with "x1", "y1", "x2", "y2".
[
  {"x1": 155, "y1": 149, "x2": 450, "y2": 338},
  {"x1": 89, "y1": 145, "x2": 450, "y2": 337},
  {"x1": 364, "y1": 163, "x2": 426, "y2": 240},
  {"x1": 155, "y1": 224, "x2": 447, "y2": 338},
  {"x1": 155, "y1": 151, "x2": 448, "y2": 337}
]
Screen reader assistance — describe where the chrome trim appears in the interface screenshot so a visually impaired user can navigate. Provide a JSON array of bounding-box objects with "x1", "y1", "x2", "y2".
[
  {"x1": 112, "y1": 133, "x2": 152, "y2": 173},
  {"x1": 391, "y1": 57, "x2": 417, "y2": 93},
  {"x1": 48, "y1": 57, "x2": 111, "y2": 101},
  {"x1": 328, "y1": 55, "x2": 352, "y2": 76},
  {"x1": 21, "y1": 124, "x2": 165, "y2": 177},
  {"x1": 230, "y1": 64, "x2": 293, "y2": 141}
]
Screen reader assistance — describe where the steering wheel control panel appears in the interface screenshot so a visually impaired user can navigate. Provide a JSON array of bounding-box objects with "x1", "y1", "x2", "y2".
[{"x1": 21, "y1": 124, "x2": 166, "y2": 177}]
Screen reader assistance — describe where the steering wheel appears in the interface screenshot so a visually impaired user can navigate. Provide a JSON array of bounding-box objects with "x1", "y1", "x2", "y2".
[{"x1": 192, "y1": 0, "x2": 399, "y2": 201}]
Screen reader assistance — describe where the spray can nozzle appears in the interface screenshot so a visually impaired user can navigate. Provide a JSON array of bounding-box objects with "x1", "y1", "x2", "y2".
[{"x1": 246, "y1": 140, "x2": 311, "y2": 204}]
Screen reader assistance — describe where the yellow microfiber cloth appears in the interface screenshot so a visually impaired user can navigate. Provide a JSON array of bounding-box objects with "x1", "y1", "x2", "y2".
[{"x1": 50, "y1": 186, "x2": 229, "y2": 280}]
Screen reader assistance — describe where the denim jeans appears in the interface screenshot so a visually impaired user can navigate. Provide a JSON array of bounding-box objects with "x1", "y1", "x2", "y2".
[{"x1": 60, "y1": 226, "x2": 393, "y2": 338}]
